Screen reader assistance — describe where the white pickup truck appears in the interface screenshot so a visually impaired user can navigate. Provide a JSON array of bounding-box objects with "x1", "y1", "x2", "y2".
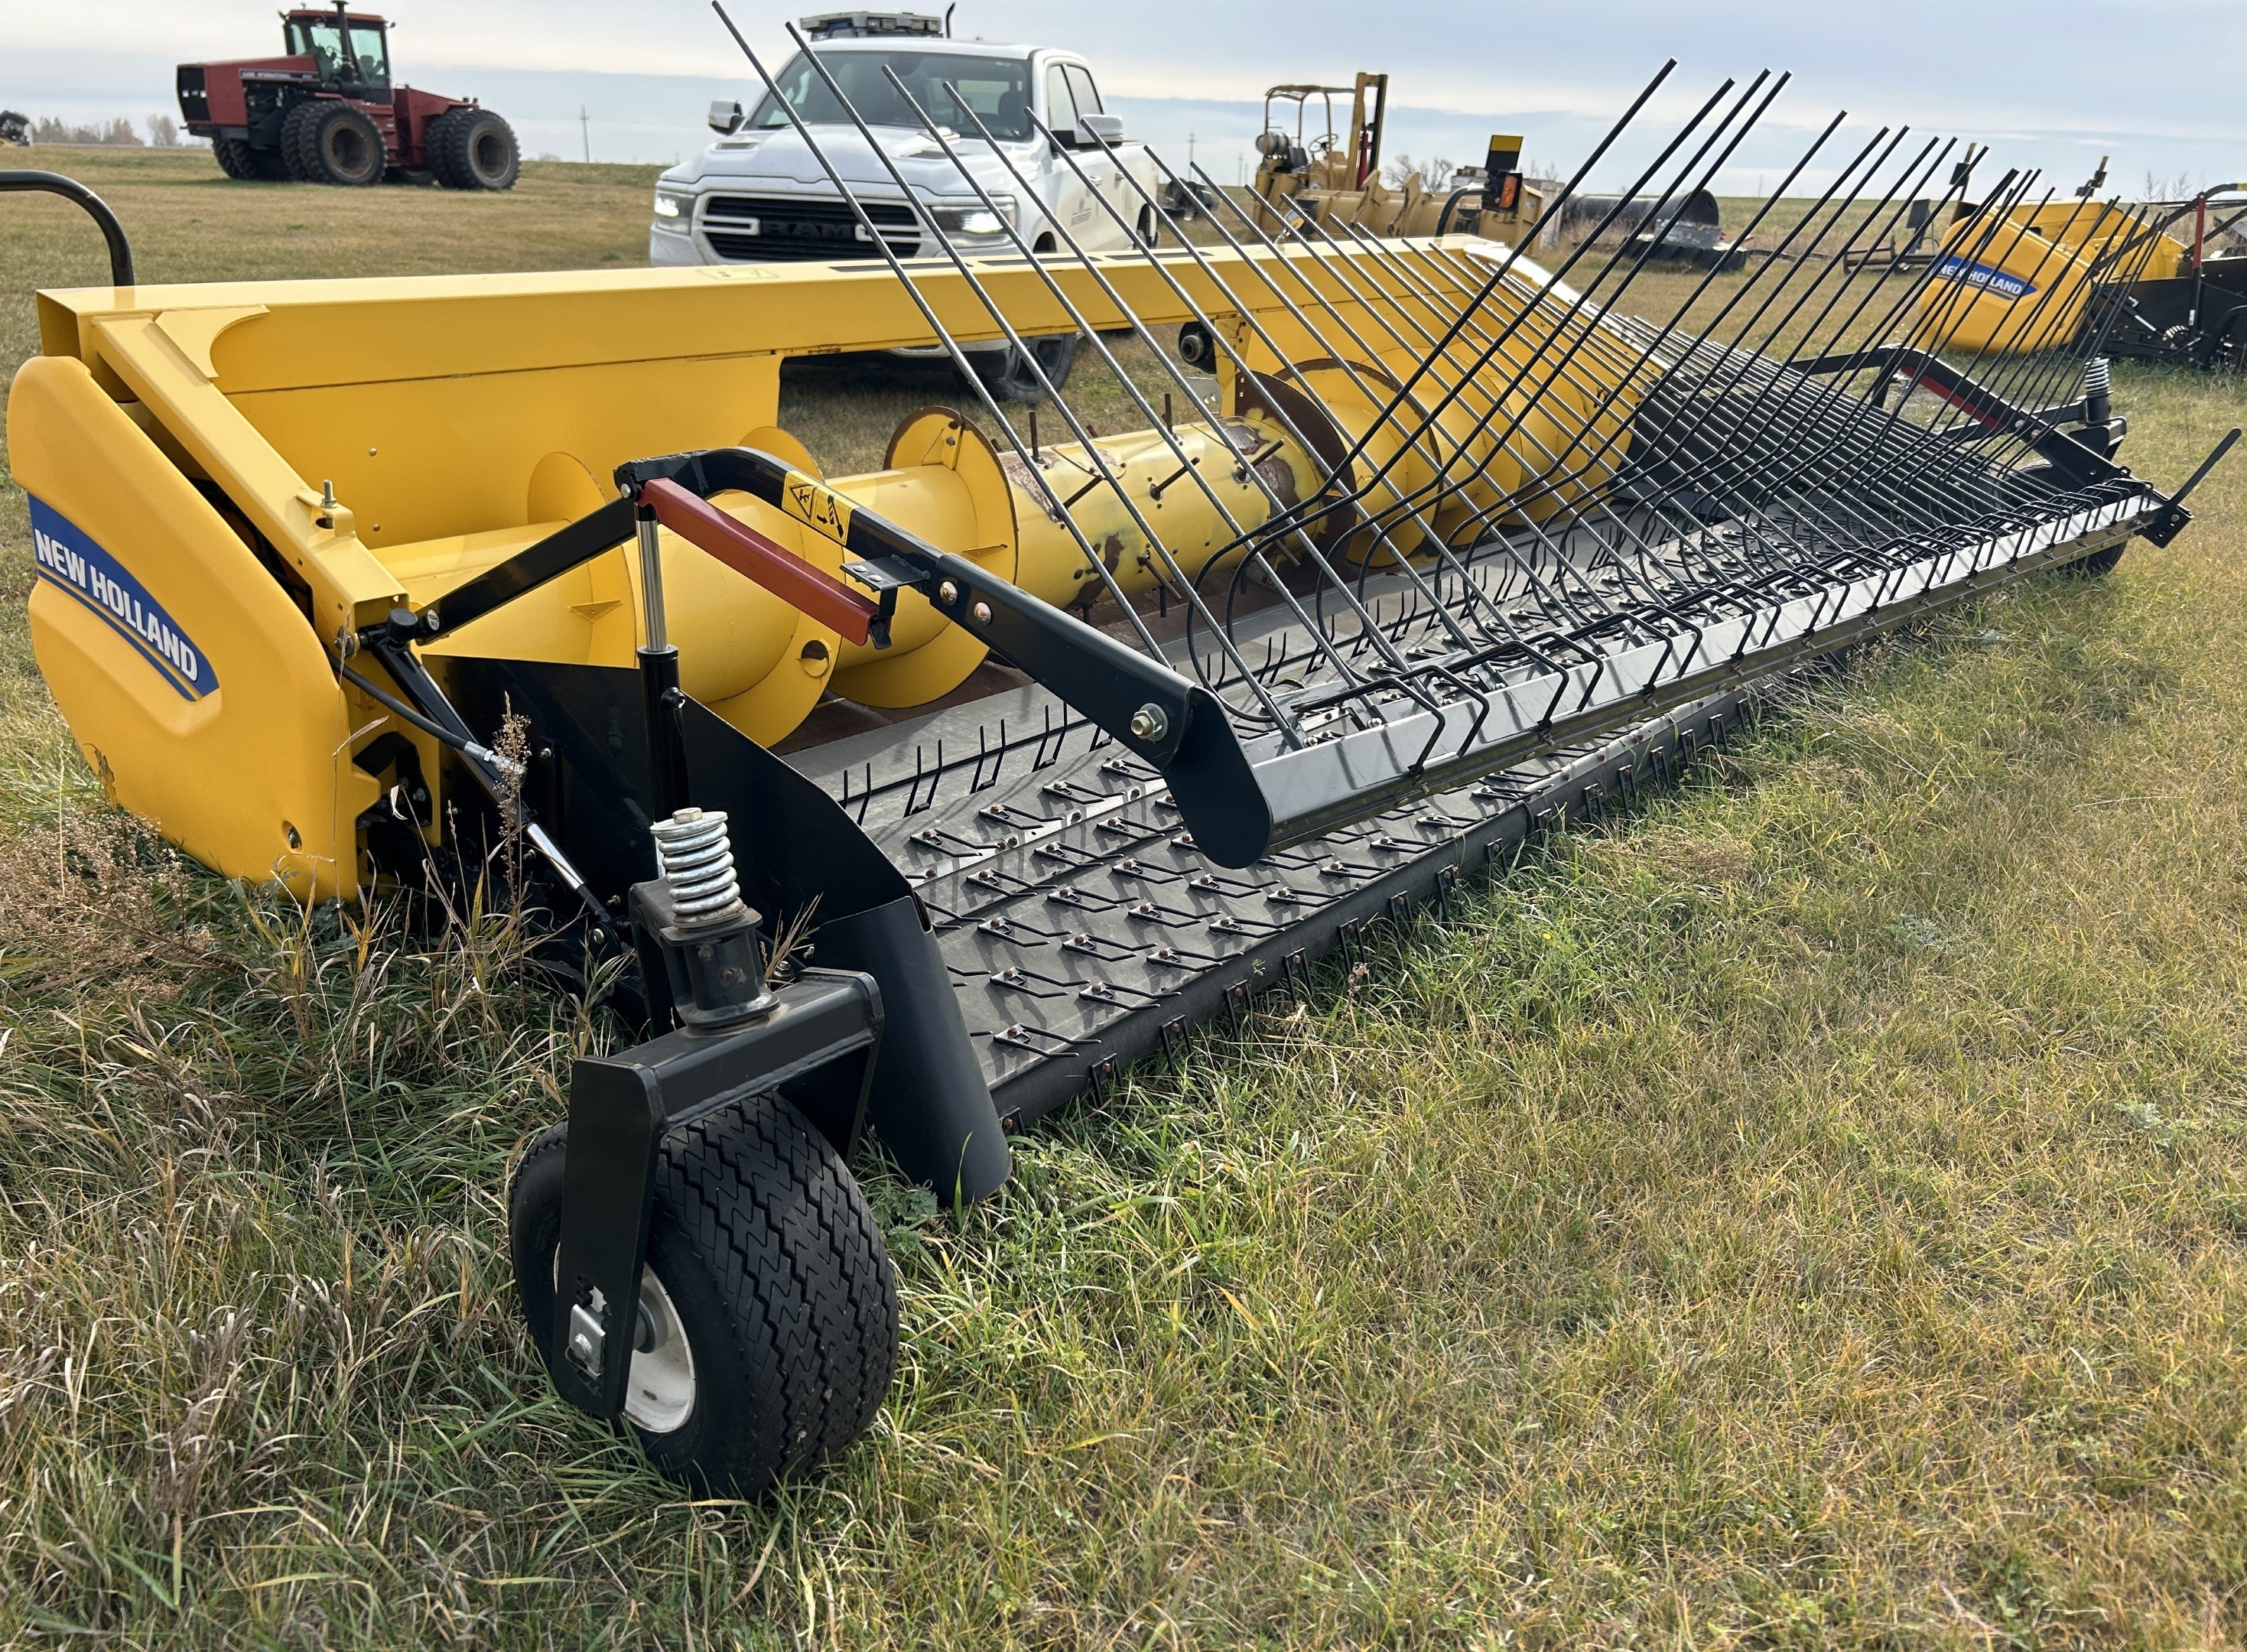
[{"x1": 649, "y1": 20, "x2": 1162, "y2": 395}]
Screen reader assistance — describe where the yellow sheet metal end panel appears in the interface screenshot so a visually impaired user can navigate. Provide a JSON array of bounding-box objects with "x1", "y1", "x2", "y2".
[
  {"x1": 1911, "y1": 222, "x2": 2089, "y2": 356},
  {"x1": 11, "y1": 355, "x2": 361, "y2": 902}
]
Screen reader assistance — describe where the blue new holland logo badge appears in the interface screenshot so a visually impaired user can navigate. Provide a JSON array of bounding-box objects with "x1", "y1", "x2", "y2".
[
  {"x1": 1932, "y1": 255, "x2": 2037, "y2": 301},
  {"x1": 28, "y1": 497, "x2": 219, "y2": 701}
]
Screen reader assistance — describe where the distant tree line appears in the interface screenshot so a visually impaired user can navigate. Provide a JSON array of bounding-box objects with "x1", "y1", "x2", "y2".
[{"x1": 0, "y1": 113, "x2": 186, "y2": 147}]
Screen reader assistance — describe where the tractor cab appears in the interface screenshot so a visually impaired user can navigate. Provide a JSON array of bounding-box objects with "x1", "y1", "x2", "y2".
[{"x1": 283, "y1": 8, "x2": 393, "y2": 99}]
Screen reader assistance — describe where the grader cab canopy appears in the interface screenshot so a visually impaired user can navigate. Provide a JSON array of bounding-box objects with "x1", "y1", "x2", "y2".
[
  {"x1": 6, "y1": 24, "x2": 2233, "y2": 1494},
  {"x1": 1248, "y1": 69, "x2": 1560, "y2": 249}
]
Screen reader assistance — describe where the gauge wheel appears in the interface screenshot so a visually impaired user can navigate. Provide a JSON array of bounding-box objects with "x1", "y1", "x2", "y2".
[{"x1": 509, "y1": 1098, "x2": 899, "y2": 1494}]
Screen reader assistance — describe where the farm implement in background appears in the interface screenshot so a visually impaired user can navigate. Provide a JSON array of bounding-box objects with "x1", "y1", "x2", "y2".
[
  {"x1": 3, "y1": 6, "x2": 2233, "y2": 1493},
  {"x1": 175, "y1": 3, "x2": 518, "y2": 189},
  {"x1": 1911, "y1": 171, "x2": 2247, "y2": 367}
]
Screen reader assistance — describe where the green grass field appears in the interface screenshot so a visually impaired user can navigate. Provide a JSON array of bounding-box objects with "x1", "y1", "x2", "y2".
[{"x1": 2, "y1": 148, "x2": 2245, "y2": 1649}]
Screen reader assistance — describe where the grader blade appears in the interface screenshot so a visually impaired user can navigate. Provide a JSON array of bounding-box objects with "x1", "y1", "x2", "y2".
[{"x1": 9, "y1": 41, "x2": 2229, "y2": 1490}]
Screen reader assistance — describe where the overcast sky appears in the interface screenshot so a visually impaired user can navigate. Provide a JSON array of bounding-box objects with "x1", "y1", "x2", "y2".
[{"x1": 7, "y1": 1, "x2": 2243, "y2": 199}]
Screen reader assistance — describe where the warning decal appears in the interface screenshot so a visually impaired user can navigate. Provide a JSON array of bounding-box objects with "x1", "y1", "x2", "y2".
[{"x1": 782, "y1": 469, "x2": 855, "y2": 544}]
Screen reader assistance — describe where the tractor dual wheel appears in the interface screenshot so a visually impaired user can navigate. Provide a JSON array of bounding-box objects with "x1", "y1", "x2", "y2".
[
  {"x1": 428, "y1": 108, "x2": 520, "y2": 191},
  {"x1": 282, "y1": 100, "x2": 386, "y2": 187},
  {"x1": 212, "y1": 135, "x2": 287, "y2": 181},
  {"x1": 509, "y1": 1097, "x2": 899, "y2": 1494}
]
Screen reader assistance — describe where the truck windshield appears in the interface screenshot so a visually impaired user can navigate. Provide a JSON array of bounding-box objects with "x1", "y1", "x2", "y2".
[{"x1": 748, "y1": 50, "x2": 1032, "y2": 141}]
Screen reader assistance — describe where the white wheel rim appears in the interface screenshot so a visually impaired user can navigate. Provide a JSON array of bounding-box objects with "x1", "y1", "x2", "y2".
[
  {"x1": 550, "y1": 1254, "x2": 698, "y2": 1435},
  {"x1": 624, "y1": 1270, "x2": 697, "y2": 1433}
]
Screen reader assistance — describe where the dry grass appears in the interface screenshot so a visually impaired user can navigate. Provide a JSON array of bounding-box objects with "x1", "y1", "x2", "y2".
[{"x1": 0, "y1": 148, "x2": 2244, "y2": 1648}]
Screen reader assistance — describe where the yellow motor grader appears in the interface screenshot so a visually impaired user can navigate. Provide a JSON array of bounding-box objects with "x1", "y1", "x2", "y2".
[
  {"x1": 1244, "y1": 71, "x2": 1741, "y2": 271},
  {"x1": 1247, "y1": 72, "x2": 1549, "y2": 242}
]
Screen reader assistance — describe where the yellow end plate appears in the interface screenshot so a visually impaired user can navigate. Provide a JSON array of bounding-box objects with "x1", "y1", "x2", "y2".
[{"x1": 782, "y1": 468, "x2": 854, "y2": 543}]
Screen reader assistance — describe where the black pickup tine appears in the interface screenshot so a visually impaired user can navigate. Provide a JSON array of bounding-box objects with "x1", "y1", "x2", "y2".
[{"x1": 701, "y1": 7, "x2": 2216, "y2": 867}]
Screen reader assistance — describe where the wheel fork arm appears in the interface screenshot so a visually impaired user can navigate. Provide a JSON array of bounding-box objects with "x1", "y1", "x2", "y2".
[{"x1": 550, "y1": 964, "x2": 883, "y2": 1420}]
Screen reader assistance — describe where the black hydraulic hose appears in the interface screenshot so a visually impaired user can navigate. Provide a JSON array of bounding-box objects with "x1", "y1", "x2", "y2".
[
  {"x1": 0, "y1": 170, "x2": 135, "y2": 285},
  {"x1": 1432, "y1": 186, "x2": 1478, "y2": 236},
  {"x1": 340, "y1": 662, "x2": 517, "y2": 776}
]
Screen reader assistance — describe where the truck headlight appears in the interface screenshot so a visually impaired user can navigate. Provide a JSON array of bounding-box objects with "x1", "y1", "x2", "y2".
[
  {"x1": 653, "y1": 191, "x2": 691, "y2": 221},
  {"x1": 933, "y1": 198, "x2": 1014, "y2": 237}
]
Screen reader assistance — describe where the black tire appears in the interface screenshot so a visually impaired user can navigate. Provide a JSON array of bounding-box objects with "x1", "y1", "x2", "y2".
[
  {"x1": 2065, "y1": 542, "x2": 2126, "y2": 577},
  {"x1": 429, "y1": 107, "x2": 519, "y2": 190},
  {"x1": 1133, "y1": 206, "x2": 1158, "y2": 249},
  {"x1": 509, "y1": 1099, "x2": 899, "y2": 1494},
  {"x1": 1177, "y1": 320, "x2": 1215, "y2": 372},
  {"x1": 215, "y1": 133, "x2": 289, "y2": 181},
  {"x1": 972, "y1": 333, "x2": 1079, "y2": 402},
  {"x1": 288, "y1": 100, "x2": 385, "y2": 187},
  {"x1": 212, "y1": 135, "x2": 257, "y2": 179},
  {"x1": 278, "y1": 100, "x2": 324, "y2": 182}
]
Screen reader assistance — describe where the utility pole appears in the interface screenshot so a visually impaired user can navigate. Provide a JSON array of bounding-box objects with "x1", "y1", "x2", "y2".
[
  {"x1": 1188, "y1": 132, "x2": 1195, "y2": 172},
  {"x1": 580, "y1": 107, "x2": 590, "y2": 164}
]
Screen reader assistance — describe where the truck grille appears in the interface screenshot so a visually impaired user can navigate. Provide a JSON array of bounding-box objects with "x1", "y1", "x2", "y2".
[{"x1": 703, "y1": 194, "x2": 921, "y2": 262}]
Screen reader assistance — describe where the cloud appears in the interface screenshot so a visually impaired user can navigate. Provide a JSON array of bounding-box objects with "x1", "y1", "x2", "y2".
[{"x1": 6, "y1": 0, "x2": 2243, "y2": 190}]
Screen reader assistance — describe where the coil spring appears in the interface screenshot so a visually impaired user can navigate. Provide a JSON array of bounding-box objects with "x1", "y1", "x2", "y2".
[
  {"x1": 649, "y1": 808, "x2": 743, "y2": 926},
  {"x1": 2084, "y1": 356, "x2": 2112, "y2": 398}
]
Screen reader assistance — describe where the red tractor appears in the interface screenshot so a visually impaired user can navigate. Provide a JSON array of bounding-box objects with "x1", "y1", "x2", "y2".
[{"x1": 177, "y1": 5, "x2": 518, "y2": 189}]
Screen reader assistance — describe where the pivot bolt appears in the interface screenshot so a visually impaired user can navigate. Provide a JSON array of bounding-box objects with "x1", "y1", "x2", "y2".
[
  {"x1": 938, "y1": 579, "x2": 960, "y2": 606},
  {"x1": 972, "y1": 600, "x2": 993, "y2": 624},
  {"x1": 1129, "y1": 703, "x2": 1169, "y2": 743}
]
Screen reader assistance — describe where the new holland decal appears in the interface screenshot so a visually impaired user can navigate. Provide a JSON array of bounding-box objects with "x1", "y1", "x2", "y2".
[
  {"x1": 29, "y1": 497, "x2": 218, "y2": 700},
  {"x1": 1932, "y1": 255, "x2": 2037, "y2": 301}
]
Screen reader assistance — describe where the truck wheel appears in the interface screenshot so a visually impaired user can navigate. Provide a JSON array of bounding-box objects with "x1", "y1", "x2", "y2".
[
  {"x1": 1133, "y1": 206, "x2": 1159, "y2": 249},
  {"x1": 291, "y1": 102, "x2": 386, "y2": 187},
  {"x1": 973, "y1": 333, "x2": 1079, "y2": 402},
  {"x1": 508, "y1": 1098, "x2": 899, "y2": 1494},
  {"x1": 430, "y1": 109, "x2": 520, "y2": 190}
]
